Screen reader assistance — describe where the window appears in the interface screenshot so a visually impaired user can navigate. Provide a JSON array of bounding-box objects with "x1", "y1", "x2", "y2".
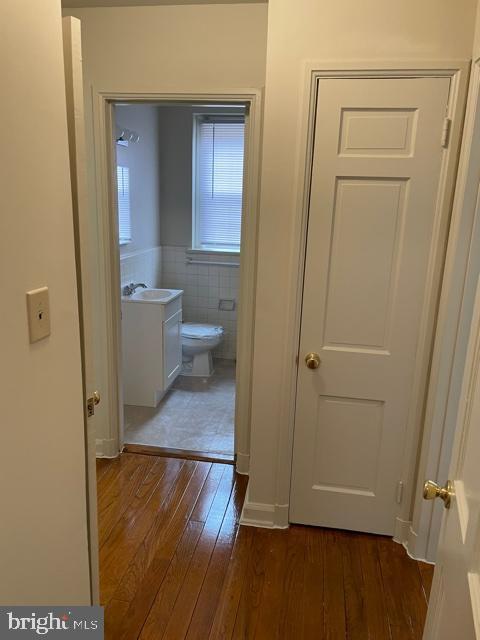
[
  {"x1": 193, "y1": 115, "x2": 245, "y2": 252},
  {"x1": 117, "y1": 165, "x2": 131, "y2": 245}
]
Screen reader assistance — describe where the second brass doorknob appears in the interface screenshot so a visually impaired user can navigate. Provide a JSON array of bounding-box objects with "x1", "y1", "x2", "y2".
[
  {"x1": 423, "y1": 479, "x2": 454, "y2": 509},
  {"x1": 305, "y1": 352, "x2": 321, "y2": 369}
]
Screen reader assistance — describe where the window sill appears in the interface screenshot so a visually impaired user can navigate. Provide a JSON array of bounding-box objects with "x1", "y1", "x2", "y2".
[{"x1": 187, "y1": 248, "x2": 240, "y2": 257}]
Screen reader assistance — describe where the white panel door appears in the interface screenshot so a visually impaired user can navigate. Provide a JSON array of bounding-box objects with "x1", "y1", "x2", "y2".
[
  {"x1": 423, "y1": 278, "x2": 480, "y2": 639},
  {"x1": 290, "y1": 77, "x2": 451, "y2": 534}
]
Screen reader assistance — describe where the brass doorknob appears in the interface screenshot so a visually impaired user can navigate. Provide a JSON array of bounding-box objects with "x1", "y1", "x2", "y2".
[
  {"x1": 92, "y1": 391, "x2": 101, "y2": 406},
  {"x1": 423, "y1": 480, "x2": 454, "y2": 509},
  {"x1": 305, "y1": 352, "x2": 321, "y2": 369}
]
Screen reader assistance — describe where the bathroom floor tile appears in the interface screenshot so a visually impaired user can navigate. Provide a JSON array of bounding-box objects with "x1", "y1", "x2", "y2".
[{"x1": 123, "y1": 359, "x2": 235, "y2": 455}]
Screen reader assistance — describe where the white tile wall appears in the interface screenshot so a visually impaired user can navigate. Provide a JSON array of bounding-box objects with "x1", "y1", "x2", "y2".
[
  {"x1": 120, "y1": 247, "x2": 162, "y2": 289},
  {"x1": 161, "y1": 245, "x2": 240, "y2": 360}
]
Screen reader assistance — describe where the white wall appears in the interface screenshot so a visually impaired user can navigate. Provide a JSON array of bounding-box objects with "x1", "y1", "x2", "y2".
[
  {"x1": 247, "y1": 0, "x2": 477, "y2": 522},
  {"x1": 62, "y1": 0, "x2": 266, "y2": 6},
  {"x1": 0, "y1": 1, "x2": 90, "y2": 603},
  {"x1": 473, "y1": 1, "x2": 480, "y2": 59},
  {"x1": 116, "y1": 105, "x2": 161, "y2": 255},
  {"x1": 158, "y1": 105, "x2": 245, "y2": 246},
  {"x1": 63, "y1": 4, "x2": 268, "y2": 92},
  {"x1": 61, "y1": 4, "x2": 268, "y2": 454},
  {"x1": 158, "y1": 106, "x2": 194, "y2": 247},
  {"x1": 116, "y1": 104, "x2": 162, "y2": 289}
]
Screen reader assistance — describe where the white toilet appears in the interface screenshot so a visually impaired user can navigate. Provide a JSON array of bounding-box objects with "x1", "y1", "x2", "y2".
[{"x1": 181, "y1": 322, "x2": 224, "y2": 376}]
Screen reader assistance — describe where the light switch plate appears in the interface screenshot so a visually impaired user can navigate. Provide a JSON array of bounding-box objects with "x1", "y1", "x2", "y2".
[{"x1": 26, "y1": 287, "x2": 50, "y2": 343}]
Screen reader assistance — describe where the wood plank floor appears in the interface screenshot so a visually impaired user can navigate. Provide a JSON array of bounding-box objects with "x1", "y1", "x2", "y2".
[{"x1": 97, "y1": 453, "x2": 434, "y2": 639}]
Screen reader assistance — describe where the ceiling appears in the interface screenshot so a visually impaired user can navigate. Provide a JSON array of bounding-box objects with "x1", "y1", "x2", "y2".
[{"x1": 62, "y1": 0, "x2": 266, "y2": 7}]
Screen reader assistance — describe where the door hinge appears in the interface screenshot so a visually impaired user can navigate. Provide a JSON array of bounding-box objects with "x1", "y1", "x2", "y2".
[
  {"x1": 396, "y1": 481, "x2": 404, "y2": 505},
  {"x1": 441, "y1": 117, "x2": 452, "y2": 148}
]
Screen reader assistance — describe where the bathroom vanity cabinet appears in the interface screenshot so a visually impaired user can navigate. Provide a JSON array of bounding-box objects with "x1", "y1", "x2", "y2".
[{"x1": 121, "y1": 290, "x2": 183, "y2": 407}]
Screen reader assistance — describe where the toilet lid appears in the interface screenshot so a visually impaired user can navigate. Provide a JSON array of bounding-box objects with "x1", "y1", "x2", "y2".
[{"x1": 181, "y1": 323, "x2": 223, "y2": 340}]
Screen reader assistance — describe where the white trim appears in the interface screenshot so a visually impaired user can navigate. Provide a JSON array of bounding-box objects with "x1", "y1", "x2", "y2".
[
  {"x1": 91, "y1": 89, "x2": 263, "y2": 473},
  {"x1": 265, "y1": 60, "x2": 469, "y2": 532},
  {"x1": 411, "y1": 57, "x2": 480, "y2": 563},
  {"x1": 407, "y1": 527, "x2": 421, "y2": 558},
  {"x1": 92, "y1": 91, "x2": 125, "y2": 455},
  {"x1": 235, "y1": 452, "x2": 250, "y2": 475},
  {"x1": 192, "y1": 113, "x2": 200, "y2": 251},
  {"x1": 240, "y1": 488, "x2": 289, "y2": 528},
  {"x1": 95, "y1": 438, "x2": 118, "y2": 458},
  {"x1": 393, "y1": 517, "x2": 435, "y2": 564},
  {"x1": 119, "y1": 246, "x2": 161, "y2": 260},
  {"x1": 393, "y1": 517, "x2": 412, "y2": 546},
  {"x1": 62, "y1": 16, "x2": 100, "y2": 605},
  {"x1": 186, "y1": 248, "x2": 240, "y2": 257}
]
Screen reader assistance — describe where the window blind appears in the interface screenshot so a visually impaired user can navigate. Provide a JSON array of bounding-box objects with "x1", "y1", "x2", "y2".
[
  {"x1": 117, "y1": 165, "x2": 131, "y2": 244},
  {"x1": 195, "y1": 117, "x2": 245, "y2": 251}
]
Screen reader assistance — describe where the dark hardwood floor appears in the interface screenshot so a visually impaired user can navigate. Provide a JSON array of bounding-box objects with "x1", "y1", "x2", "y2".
[{"x1": 97, "y1": 453, "x2": 433, "y2": 639}]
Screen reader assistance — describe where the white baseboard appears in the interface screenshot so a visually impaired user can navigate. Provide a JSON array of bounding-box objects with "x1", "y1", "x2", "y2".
[
  {"x1": 393, "y1": 517, "x2": 434, "y2": 564},
  {"x1": 240, "y1": 488, "x2": 289, "y2": 528},
  {"x1": 393, "y1": 516, "x2": 411, "y2": 545},
  {"x1": 95, "y1": 438, "x2": 118, "y2": 458},
  {"x1": 235, "y1": 452, "x2": 250, "y2": 475}
]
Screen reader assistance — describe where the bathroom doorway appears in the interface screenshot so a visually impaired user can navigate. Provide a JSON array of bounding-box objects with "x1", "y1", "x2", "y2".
[{"x1": 107, "y1": 98, "x2": 256, "y2": 462}]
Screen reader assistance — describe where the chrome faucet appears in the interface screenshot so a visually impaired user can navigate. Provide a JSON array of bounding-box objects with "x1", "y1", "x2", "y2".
[{"x1": 122, "y1": 282, "x2": 148, "y2": 296}]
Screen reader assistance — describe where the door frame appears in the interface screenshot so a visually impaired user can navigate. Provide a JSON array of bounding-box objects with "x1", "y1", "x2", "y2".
[
  {"x1": 62, "y1": 16, "x2": 100, "y2": 605},
  {"x1": 91, "y1": 89, "x2": 263, "y2": 471},
  {"x1": 273, "y1": 61, "x2": 469, "y2": 531}
]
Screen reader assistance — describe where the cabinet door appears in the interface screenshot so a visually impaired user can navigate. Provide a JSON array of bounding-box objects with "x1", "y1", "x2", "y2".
[{"x1": 163, "y1": 310, "x2": 182, "y2": 388}]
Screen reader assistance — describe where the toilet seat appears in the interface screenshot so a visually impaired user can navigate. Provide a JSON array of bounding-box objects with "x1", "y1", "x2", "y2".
[{"x1": 181, "y1": 323, "x2": 224, "y2": 340}]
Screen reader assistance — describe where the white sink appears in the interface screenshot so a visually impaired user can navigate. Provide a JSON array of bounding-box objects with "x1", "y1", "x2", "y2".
[
  {"x1": 132, "y1": 289, "x2": 171, "y2": 301},
  {"x1": 123, "y1": 288, "x2": 183, "y2": 304}
]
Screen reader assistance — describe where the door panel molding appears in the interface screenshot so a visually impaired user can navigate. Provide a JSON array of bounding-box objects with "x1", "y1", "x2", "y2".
[
  {"x1": 245, "y1": 60, "x2": 469, "y2": 531},
  {"x1": 323, "y1": 177, "x2": 407, "y2": 352},
  {"x1": 311, "y1": 395, "x2": 384, "y2": 497},
  {"x1": 338, "y1": 107, "x2": 418, "y2": 157}
]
